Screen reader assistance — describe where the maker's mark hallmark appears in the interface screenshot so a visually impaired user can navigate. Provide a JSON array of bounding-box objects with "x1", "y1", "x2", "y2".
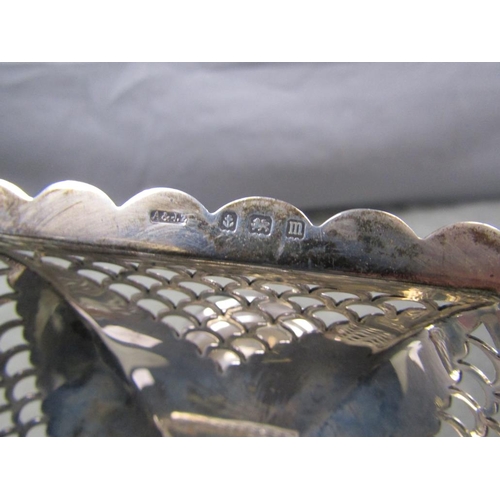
[
  {"x1": 150, "y1": 210, "x2": 187, "y2": 224},
  {"x1": 219, "y1": 211, "x2": 238, "y2": 231},
  {"x1": 286, "y1": 219, "x2": 305, "y2": 239},
  {"x1": 249, "y1": 215, "x2": 273, "y2": 235}
]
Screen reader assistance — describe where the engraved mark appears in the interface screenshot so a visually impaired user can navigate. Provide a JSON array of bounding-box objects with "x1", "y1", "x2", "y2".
[
  {"x1": 286, "y1": 219, "x2": 305, "y2": 239},
  {"x1": 219, "y1": 211, "x2": 237, "y2": 231},
  {"x1": 150, "y1": 210, "x2": 187, "y2": 224},
  {"x1": 249, "y1": 215, "x2": 272, "y2": 235}
]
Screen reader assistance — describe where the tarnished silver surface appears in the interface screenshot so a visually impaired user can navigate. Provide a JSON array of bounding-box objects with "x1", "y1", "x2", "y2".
[
  {"x1": 0, "y1": 181, "x2": 499, "y2": 436},
  {"x1": 1, "y1": 180, "x2": 500, "y2": 292}
]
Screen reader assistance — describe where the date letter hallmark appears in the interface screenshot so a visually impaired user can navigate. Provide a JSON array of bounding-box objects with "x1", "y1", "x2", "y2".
[
  {"x1": 249, "y1": 215, "x2": 273, "y2": 235},
  {"x1": 286, "y1": 219, "x2": 305, "y2": 239},
  {"x1": 150, "y1": 210, "x2": 187, "y2": 224},
  {"x1": 219, "y1": 211, "x2": 238, "y2": 231}
]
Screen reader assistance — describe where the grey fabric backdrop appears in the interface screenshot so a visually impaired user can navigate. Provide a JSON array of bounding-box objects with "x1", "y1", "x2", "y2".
[{"x1": 1, "y1": 63, "x2": 499, "y2": 212}]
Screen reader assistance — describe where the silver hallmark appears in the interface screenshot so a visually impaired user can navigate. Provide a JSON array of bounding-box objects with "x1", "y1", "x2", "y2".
[
  {"x1": 150, "y1": 210, "x2": 186, "y2": 224},
  {"x1": 286, "y1": 219, "x2": 305, "y2": 238},
  {"x1": 219, "y1": 211, "x2": 237, "y2": 231},
  {"x1": 1, "y1": 180, "x2": 500, "y2": 437},
  {"x1": 249, "y1": 215, "x2": 273, "y2": 235},
  {"x1": 1, "y1": 180, "x2": 500, "y2": 293}
]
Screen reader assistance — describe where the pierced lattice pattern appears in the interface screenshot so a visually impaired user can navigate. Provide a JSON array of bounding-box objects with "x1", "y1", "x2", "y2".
[
  {"x1": 432, "y1": 308, "x2": 500, "y2": 437},
  {"x1": 7, "y1": 241, "x2": 493, "y2": 373},
  {"x1": 0, "y1": 257, "x2": 47, "y2": 437},
  {"x1": 2, "y1": 237, "x2": 499, "y2": 437}
]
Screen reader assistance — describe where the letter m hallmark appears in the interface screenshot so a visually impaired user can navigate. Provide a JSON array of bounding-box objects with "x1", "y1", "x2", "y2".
[{"x1": 286, "y1": 220, "x2": 305, "y2": 239}]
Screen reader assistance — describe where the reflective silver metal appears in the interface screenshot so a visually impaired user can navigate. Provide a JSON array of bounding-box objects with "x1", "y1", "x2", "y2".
[{"x1": 0, "y1": 181, "x2": 499, "y2": 436}]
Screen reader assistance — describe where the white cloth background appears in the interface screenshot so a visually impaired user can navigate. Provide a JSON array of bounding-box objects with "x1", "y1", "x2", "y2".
[{"x1": 1, "y1": 63, "x2": 499, "y2": 215}]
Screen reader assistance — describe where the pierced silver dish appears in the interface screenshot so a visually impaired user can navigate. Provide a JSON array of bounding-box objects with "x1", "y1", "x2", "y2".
[{"x1": 0, "y1": 180, "x2": 499, "y2": 436}]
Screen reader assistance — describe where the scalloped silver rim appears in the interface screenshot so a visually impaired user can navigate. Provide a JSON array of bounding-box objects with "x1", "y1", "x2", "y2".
[{"x1": 1, "y1": 179, "x2": 499, "y2": 293}]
